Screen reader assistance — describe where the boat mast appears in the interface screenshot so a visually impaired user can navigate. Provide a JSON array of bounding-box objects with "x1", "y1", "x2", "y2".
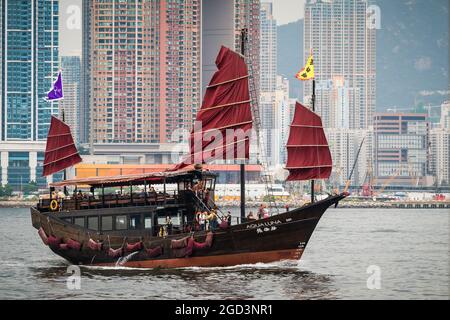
[
  {"x1": 61, "y1": 108, "x2": 68, "y2": 196},
  {"x1": 240, "y1": 28, "x2": 247, "y2": 222},
  {"x1": 311, "y1": 79, "x2": 316, "y2": 203}
]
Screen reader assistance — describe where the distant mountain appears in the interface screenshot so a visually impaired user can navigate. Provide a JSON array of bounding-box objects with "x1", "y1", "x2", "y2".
[
  {"x1": 276, "y1": 0, "x2": 449, "y2": 111},
  {"x1": 375, "y1": 0, "x2": 449, "y2": 110},
  {"x1": 277, "y1": 20, "x2": 303, "y2": 100}
]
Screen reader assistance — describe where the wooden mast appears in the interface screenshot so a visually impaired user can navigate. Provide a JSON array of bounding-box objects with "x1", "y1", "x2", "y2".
[
  {"x1": 62, "y1": 109, "x2": 67, "y2": 196},
  {"x1": 240, "y1": 28, "x2": 247, "y2": 222},
  {"x1": 311, "y1": 79, "x2": 316, "y2": 203}
]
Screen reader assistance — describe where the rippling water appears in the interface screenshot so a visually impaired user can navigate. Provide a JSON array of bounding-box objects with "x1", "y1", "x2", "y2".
[{"x1": 0, "y1": 207, "x2": 448, "y2": 299}]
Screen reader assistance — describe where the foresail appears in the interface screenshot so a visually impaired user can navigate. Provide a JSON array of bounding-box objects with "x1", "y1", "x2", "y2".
[
  {"x1": 285, "y1": 102, "x2": 332, "y2": 181},
  {"x1": 42, "y1": 116, "x2": 82, "y2": 177},
  {"x1": 172, "y1": 46, "x2": 252, "y2": 170}
]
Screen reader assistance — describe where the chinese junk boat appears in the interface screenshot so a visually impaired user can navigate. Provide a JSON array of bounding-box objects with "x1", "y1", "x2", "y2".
[{"x1": 31, "y1": 46, "x2": 347, "y2": 268}]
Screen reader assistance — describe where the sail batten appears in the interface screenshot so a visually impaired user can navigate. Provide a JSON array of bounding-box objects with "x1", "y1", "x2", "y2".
[
  {"x1": 285, "y1": 102, "x2": 332, "y2": 181},
  {"x1": 172, "y1": 46, "x2": 252, "y2": 170},
  {"x1": 42, "y1": 116, "x2": 82, "y2": 177}
]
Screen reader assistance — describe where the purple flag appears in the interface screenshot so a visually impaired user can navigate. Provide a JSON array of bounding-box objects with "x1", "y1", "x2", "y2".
[{"x1": 46, "y1": 71, "x2": 64, "y2": 101}]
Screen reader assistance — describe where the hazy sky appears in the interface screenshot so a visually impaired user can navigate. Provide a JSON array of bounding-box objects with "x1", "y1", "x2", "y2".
[
  {"x1": 58, "y1": 0, "x2": 304, "y2": 57},
  {"x1": 271, "y1": 0, "x2": 305, "y2": 25}
]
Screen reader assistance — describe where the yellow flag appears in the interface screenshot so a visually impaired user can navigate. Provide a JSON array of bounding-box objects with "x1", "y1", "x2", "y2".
[{"x1": 295, "y1": 54, "x2": 314, "y2": 81}]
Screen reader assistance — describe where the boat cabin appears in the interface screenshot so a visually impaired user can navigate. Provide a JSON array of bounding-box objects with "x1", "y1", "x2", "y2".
[{"x1": 37, "y1": 169, "x2": 217, "y2": 237}]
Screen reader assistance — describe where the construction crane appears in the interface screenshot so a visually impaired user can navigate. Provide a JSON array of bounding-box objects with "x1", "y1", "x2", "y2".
[
  {"x1": 361, "y1": 160, "x2": 376, "y2": 197},
  {"x1": 377, "y1": 166, "x2": 402, "y2": 195}
]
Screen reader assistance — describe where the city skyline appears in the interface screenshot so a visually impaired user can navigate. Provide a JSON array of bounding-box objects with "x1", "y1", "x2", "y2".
[
  {"x1": 58, "y1": 0, "x2": 305, "y2": 57},
  {"x1": 0, "y1": 0, "x2": 448, "y2": 190}
]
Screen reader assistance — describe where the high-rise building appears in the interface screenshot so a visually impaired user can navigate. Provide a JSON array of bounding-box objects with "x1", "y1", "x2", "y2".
[
  {"x1": 60, "y1": 56, "x2": 81, "y2": 143},
  {"x1": 259, "y1": 92, "x2": 277, "y2": 166},
  {"x1": 440, "y1": 100, "x2": 450, "y2": 129},
  {"x1": 325, "y1": 128, "x2": 372, "y2": 186},
  {"x1": 257, "y1": 1, "x2": 277, "y2": 166},
  {"x1": 235, "y1": 0, "x2": 260, "y2": 99},
  {"x1": 275, "y1": 76, "x2": 291, "y2": 165},
  {"x1": 80, "y1": 0, "x2": 260, "y2": 164},
  {"x1": 201, "y1": 0, "x2": 260, "y2": 98},
  {"x1": 430, "y1": 101, "x2": 450, "y2": 187},
  {"x1": 315, "y1": 78, "x2": 360, "y2": 129},
  {"x1": 81, "y1": 0, "x2": 91, "y2": 145},
  {"x1": 430, "y1": 128, "x2": 450, "y2": 187},
  {"x1": 0, "y1": 0, "x2": 60, "y2": 188},
  {"x1": 260, "y1": 2, "x2": 276, "y2": 93},
  {"x1": 373, "y1": 113, "x2": 431, "y2": 187},
  {"x1": 304, "y1": 0, "x2": 376, "y2": 130},
  {"x1": 87, "y1": 0, "x2": 201, "y2": 146}
]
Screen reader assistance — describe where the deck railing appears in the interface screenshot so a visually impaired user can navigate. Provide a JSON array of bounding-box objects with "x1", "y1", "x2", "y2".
[{"x1": 39, "y1": 193, "x2": 178, "y2": 212}]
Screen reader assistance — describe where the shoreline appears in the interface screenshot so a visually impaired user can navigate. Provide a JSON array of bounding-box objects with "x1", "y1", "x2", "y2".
[{"x1": 0, "y1": 201, "x2": 36, "y2": 208}]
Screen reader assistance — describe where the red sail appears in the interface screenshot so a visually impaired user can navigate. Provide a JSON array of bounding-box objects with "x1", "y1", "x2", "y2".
[
  {"x1": 286, "y1": 102, "x2": 332, "y2": 181},
  {"x1": 173, "y1": 46, "x2": 252, "y2": 170},
  {"x1": 42, "y1": 116, "x2": 82, "y2": 177}
]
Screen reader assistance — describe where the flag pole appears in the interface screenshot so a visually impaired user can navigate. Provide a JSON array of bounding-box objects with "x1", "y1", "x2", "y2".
[{"x1": 311, "y1": 79, "x2": 316, "y2": 204}]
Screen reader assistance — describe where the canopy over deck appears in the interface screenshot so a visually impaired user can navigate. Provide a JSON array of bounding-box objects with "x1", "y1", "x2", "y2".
[{"x1": 50, "y1": 168, "x2": 216, "y2": 188}]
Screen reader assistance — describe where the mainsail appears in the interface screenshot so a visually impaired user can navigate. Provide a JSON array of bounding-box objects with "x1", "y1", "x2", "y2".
[
  {"x1": 285, "y1": 102, "x2": 332, "y2": 181},
  {"x1": 42, "y1": 116, "x2": 82, "y2": 177},
  {"x1": 173, "y1": 46, "x2": 253, "y2": 170}
]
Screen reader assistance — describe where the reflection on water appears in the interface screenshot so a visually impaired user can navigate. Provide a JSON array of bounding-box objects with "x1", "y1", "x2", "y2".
[{"x1": 0, "y1": 208, "x2": 448, "y2": 299}]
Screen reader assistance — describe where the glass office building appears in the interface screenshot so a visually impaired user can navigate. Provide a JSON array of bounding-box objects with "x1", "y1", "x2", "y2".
[{"x1": 1, "y1": 0, "x2": 60, "y2": 189}]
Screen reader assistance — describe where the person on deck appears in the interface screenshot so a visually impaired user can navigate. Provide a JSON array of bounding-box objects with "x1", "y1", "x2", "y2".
[
  {"x1": 226, "y1": 211, "x2": 232, "y2": 227},
  {"x1": 200, "y1": 211, "x2": 207, "y2": 231},
  {"x1": 263, "y1": 205, "x2": 270, "y2": 219},
  {"x1": 195, "y1": 211, "x2": 202, "y2": 231},
  {"x1": 257, "y1": 204, "x2": 265, "y2": 220},
  {"x1": 205, "y1": 210, "x2": 218, "y2": 231},
  {"x1": 246, "y1": 211, "x2": 256, "y2": 221},
  {"x1": 166, "y1": 216, "x2": 173, "y2": 235}
]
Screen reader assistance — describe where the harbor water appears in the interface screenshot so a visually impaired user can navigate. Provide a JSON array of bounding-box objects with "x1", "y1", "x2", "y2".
[{"x1": 0, "y1": 207, "x2": 448, "y2": 299}]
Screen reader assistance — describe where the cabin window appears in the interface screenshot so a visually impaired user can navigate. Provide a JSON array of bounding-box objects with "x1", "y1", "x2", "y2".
[
  {"x1": 130, "y1": 214, "x2": 141, "y2": 230},
  {"x1": 74, "y1": 217, "x2": 85, "y2": 227},
  {"x1": 144, "y1": 215, "x2": 152, "y2": 229},
  {"x1": 88, "y1": 217, "x2": 99, "y2": 231},
  {"x1": 101, "y1": 216, "x2": 113, "y2": 231},
  {"x1": 115, "y1": 215, "x2": 127, "y2": 230}
]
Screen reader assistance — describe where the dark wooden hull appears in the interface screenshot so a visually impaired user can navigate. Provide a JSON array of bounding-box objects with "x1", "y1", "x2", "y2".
[{"x1": 30, "y1": 194, "x2": 345, "y2": 268}]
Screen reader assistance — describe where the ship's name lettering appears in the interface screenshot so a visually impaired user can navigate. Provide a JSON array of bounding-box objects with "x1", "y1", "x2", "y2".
[{"x1": 246, "y1": 220, "x2": 282, "y2": 229}]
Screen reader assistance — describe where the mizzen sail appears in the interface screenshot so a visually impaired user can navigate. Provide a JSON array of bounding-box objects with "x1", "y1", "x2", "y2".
[
  {"x1": 173, "y1": 46, "x2": 253, "y2": 170},
  {"x1": 286, "y1": 102, "x2": 332, "y2": 181},
  {"x1": 42, "y1": 116, "x2": 82, "y2": 177}
]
